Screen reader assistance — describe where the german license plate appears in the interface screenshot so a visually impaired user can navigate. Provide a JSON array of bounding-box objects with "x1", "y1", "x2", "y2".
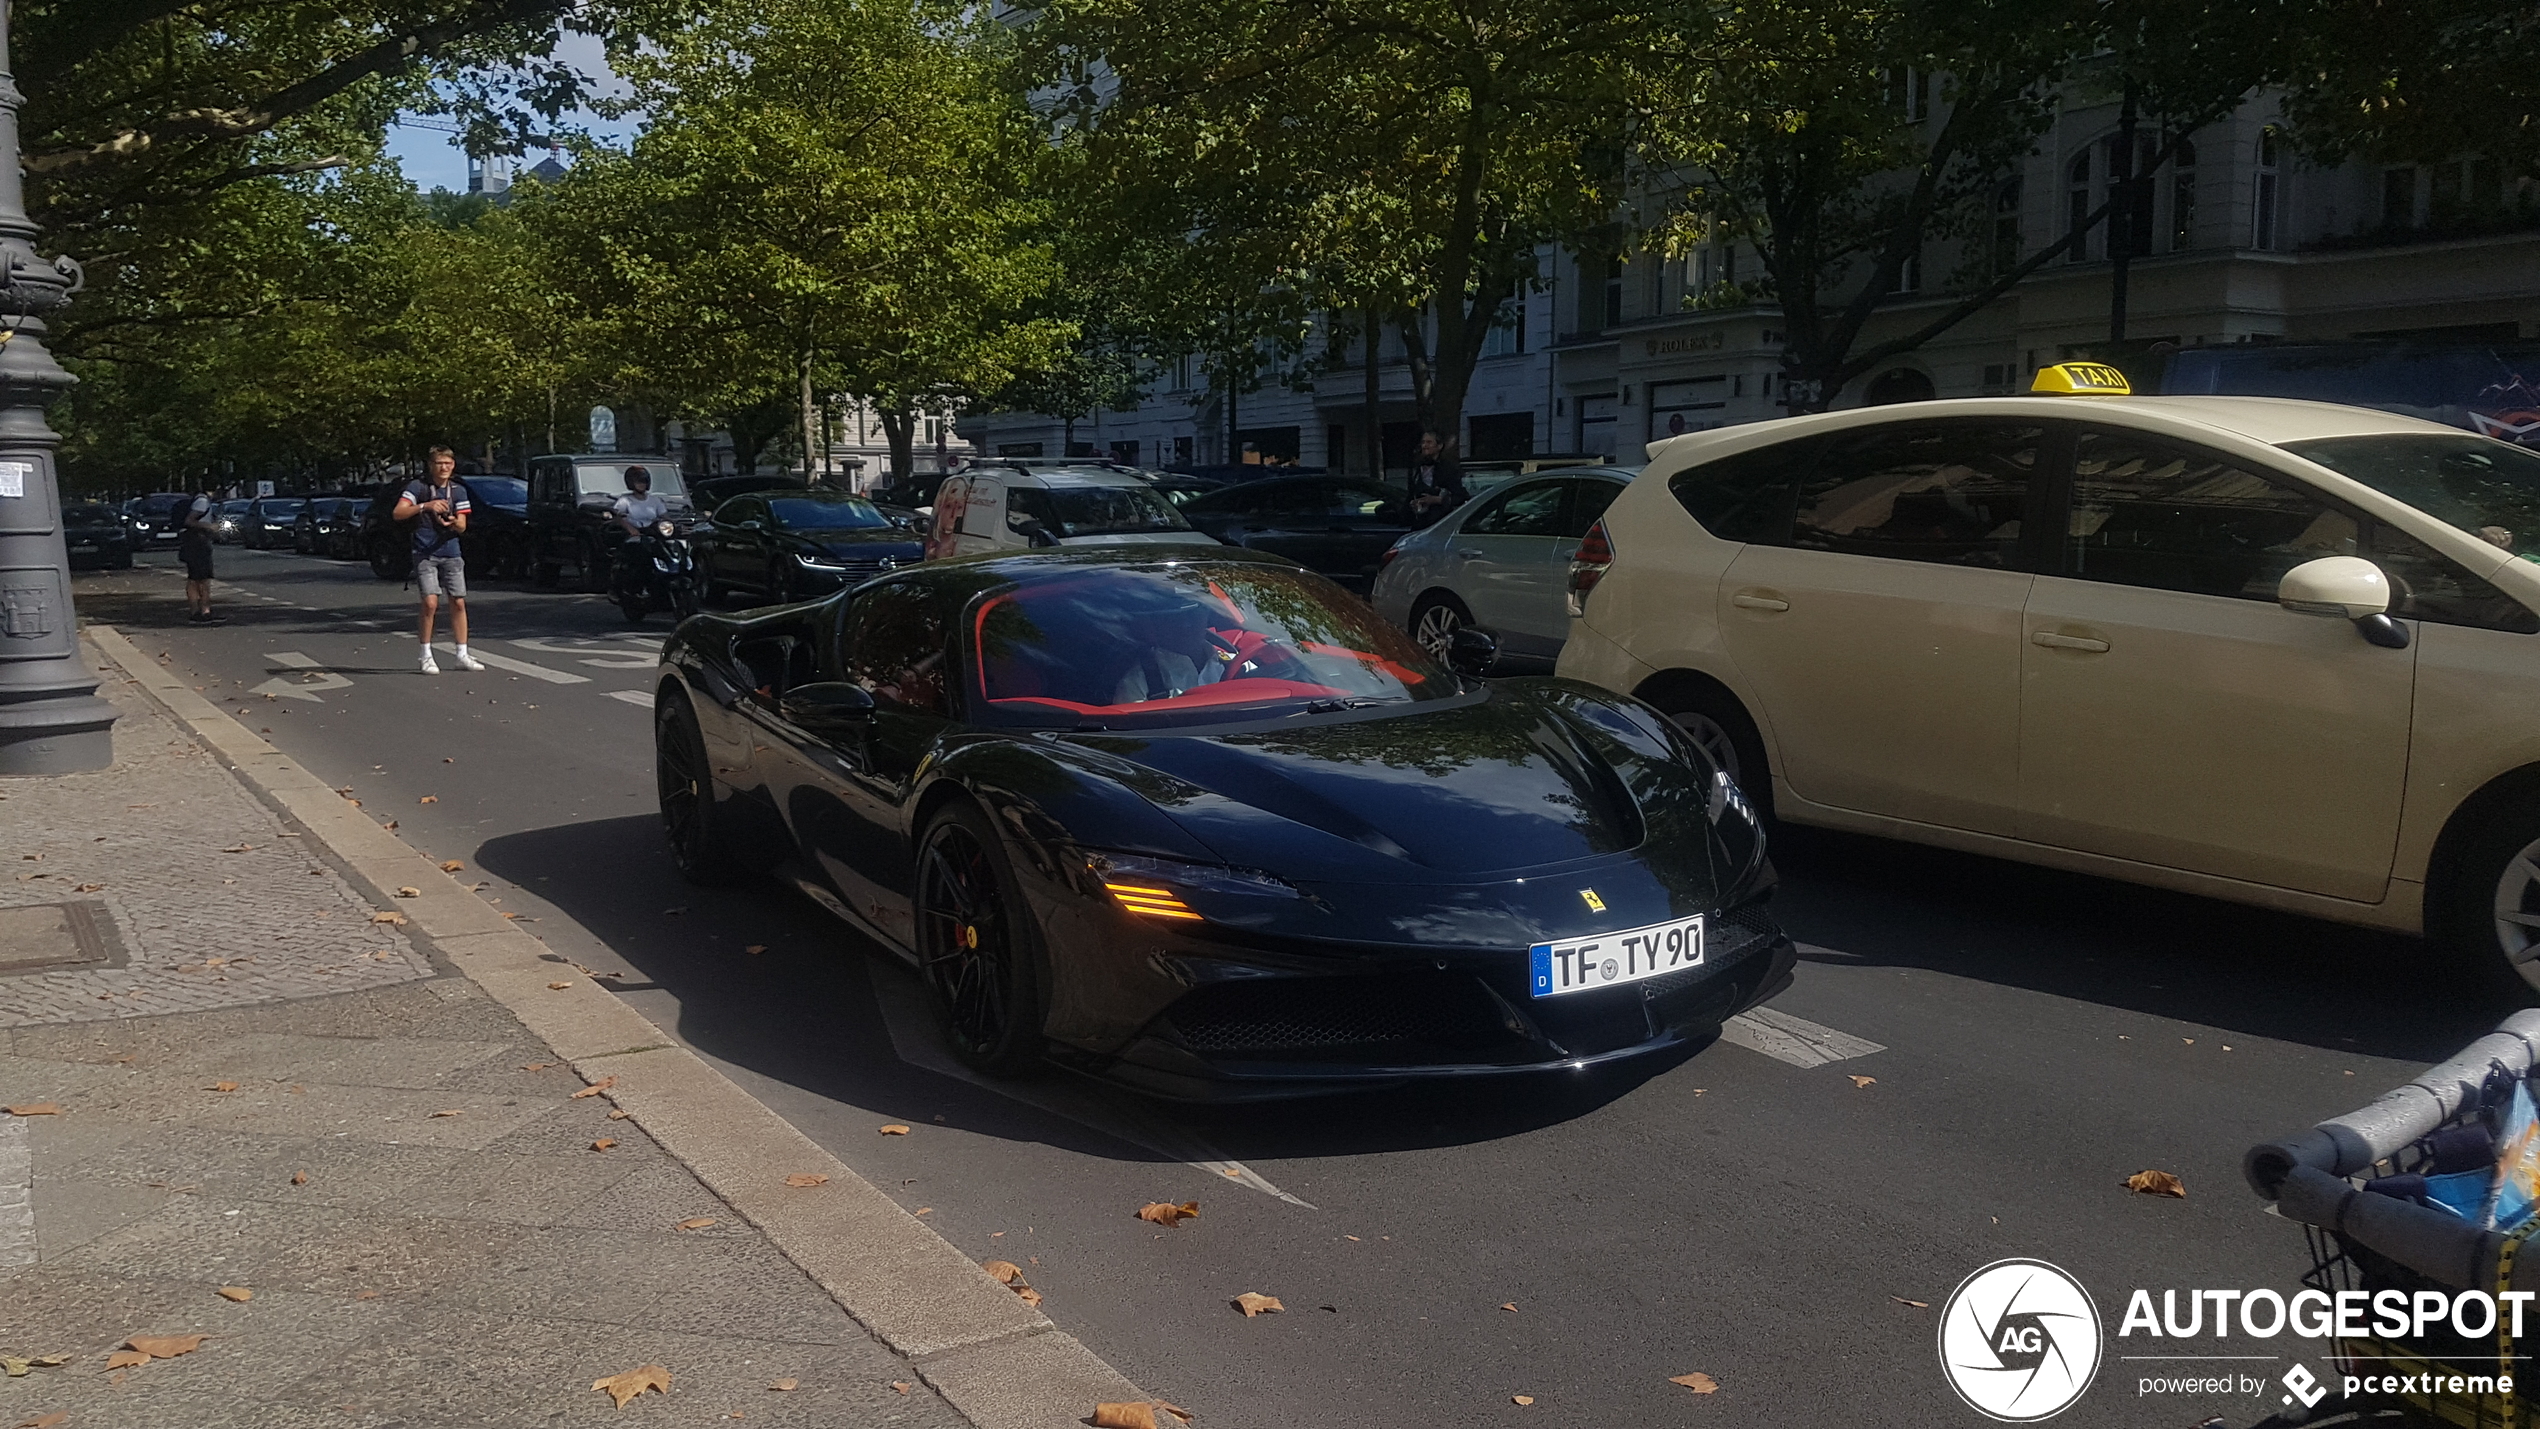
[{"x1": 1529, "y1": 913, "x2": 1704, "y2": 998}]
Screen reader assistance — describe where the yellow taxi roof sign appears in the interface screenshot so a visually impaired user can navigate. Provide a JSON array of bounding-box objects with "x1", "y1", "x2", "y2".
[{"x1": 2030, "y1": 362, "x2": 2131, "y2": 395}]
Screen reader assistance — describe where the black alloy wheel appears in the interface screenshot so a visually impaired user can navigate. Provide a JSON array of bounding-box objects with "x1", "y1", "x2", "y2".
[
  {"x1": 655, "y1": 694, "x2": 744, "y2": 886},
  {"x1": 914, "y1": 803, "x2": 1045, "y2": 1075},
  {"x1": 1409, "y1": 592, "x2": 1472, "y2": 662},
  {"x1": 1648, "y1": 683, "x2": 1775, "y2": 823}
]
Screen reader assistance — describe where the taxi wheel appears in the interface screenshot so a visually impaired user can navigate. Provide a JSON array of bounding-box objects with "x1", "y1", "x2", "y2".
[
  {"x1": 1410, "y1": 593, "x2": 1471, "y2": 662},
  {"x1": 2448, "y1": 808, "x2": 2540, "y2": 1000},
  {"x1": 1649, "y1": 686, "x2": 1772, "y2": 821},
  {"x1": 914, "y1": 802, "x2": 1046, "y2": 1076}
]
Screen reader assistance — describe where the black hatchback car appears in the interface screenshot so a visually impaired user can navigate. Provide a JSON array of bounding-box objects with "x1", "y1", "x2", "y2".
[
  {"x1": 693, "y1": 488, "x2": 924, "y2": 605},
  {"x1": 61, "y1": 502, "x2": 135, "y2": 569},
  {"x1": 1177, "y1": 475, "x2": 1415, "y2": 594},
  {"x1": 652, "y1": 547, "x2": 1791, "y2": 1099}
]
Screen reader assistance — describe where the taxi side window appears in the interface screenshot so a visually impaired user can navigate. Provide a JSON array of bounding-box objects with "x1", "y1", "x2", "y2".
[
  {"x1": 1667, "y1": 436, "x2": 1825, "y2": 542},
  {"x1": 1463, "y1": 480, "x2": 1568, "y2": 536},
  {"x1": 838, "y1": 582, "x2": 952, "y2": 716},
  {"x1": 1565, "y1": 479, "x2": 1622, "y2": 539},
  {"x1": 2068, "y1": 429, "x2": 2356, "y2": 600},
  {"x1": 2365, "y1": 523, "x2": 2540, "y2": 634},
  {"x1": 1795, "y1": 422, "x2": 2043, "y2": 568}
]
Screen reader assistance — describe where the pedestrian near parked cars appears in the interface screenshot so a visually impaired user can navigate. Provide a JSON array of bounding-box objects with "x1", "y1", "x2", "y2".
[
  {"x1": 175, "y1": 486, "x2": 222, "y2": 624},
  {"x1": 1407, "y1": 432, "x2": 1468, "y2": 525},
  {"x1": 391, "y1": 446, "x2": 485, "y2": 676}
]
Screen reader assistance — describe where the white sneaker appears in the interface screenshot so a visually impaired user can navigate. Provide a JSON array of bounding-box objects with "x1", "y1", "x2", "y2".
[
  {"x1": 418, "y1": 651, "x2": 440, "y2": 676},
  {"x1": 451, "y1": 649, "x2": 485, "y2": 673}
]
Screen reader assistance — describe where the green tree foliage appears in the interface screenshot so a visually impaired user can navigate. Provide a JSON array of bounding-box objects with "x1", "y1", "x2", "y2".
[
  {"x1": 2277, "y1": 0, "x2": 2540, "y2": 173},
  {"x1": 551, "y1": 0, "x2": 1067, "y2": 478},
  {"x1": 1024, "y1": 0, "x2": 1686, "y2": 453}
]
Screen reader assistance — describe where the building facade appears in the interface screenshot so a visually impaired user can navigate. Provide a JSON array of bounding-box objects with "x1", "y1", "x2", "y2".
[{"x1": 959, "y1": 86, "x2": 2540, "y2": 474}]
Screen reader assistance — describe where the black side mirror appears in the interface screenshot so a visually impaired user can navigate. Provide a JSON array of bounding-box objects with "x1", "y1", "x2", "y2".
[
  {"x1": 1446, "y1": 627, "x2": 1499, "y2": 677},
  {"x1": 779, "y1": 681, "x2": 877, "y2": 735}
]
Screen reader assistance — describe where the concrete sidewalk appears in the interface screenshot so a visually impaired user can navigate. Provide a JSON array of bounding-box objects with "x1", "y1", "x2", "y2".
[{"x1": 0, "y1": 646, "x2": 1131, "y2": 1429}]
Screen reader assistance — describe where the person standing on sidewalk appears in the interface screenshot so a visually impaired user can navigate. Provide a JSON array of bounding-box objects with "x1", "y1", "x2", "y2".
[
  {"x1": 175, "y1": 485, "x2": 223, "y2": 624},
  {"x1": 391, "y1": 447, "x2": 485, "y2": 675}
]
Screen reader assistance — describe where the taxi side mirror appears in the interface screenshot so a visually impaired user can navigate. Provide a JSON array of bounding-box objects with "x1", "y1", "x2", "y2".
[{"x1": 2278, "y1": 556, "x2": 2409, "y2": 649}]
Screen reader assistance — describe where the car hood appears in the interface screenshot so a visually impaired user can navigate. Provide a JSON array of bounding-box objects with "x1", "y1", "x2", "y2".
[
  {"x1": 1066, "y1": 683, "x2": 1694, "y2": 881},
  {"x1": 792, "y1": 528, "x2": 924, "y2": 558}
]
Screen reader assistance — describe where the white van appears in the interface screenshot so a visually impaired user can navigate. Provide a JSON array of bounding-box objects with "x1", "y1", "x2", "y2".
[{"x1": 924, "y1": 466, "x2": 1208, "y2": 559}]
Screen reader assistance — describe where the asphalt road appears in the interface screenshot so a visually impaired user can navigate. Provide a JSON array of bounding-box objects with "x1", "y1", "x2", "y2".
[{"x1": 72, "y1": 542, "x2": 2513, "y2": 1428}]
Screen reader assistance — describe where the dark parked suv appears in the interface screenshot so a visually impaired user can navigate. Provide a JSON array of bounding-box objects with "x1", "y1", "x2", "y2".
[{"x1": 526, "y1": 453, "x2": 693, "y2": 591}]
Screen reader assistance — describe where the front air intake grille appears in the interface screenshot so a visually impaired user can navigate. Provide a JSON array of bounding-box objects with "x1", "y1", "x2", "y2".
[{"x1": 1162, "y1": 973, "x2": 1515, "y2": 1060}]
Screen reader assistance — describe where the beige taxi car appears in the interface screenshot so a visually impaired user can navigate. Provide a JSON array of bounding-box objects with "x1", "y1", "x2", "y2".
[{"x1": 1556, "y1": 364, "x2": 2540, "y2": 990}]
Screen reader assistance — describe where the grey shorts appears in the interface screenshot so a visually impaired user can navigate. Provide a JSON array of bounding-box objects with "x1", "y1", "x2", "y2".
[{"x1": 415, "y1": 555, "x2": 466, "y2": 599}]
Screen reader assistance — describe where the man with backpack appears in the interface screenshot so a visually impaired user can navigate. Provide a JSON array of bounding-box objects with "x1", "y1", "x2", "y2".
[{"x1": 390, "y1": 446, "x2": 485, "y2": 675}]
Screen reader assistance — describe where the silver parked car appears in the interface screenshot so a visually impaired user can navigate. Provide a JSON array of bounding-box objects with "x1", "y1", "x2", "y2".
[{"x1": 1370, "y1": 465, "x2": 1638, "y2": 669}]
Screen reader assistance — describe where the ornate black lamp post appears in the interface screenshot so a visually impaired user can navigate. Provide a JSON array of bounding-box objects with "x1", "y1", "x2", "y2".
[{"x1": 0, "y1": 0, "x2": 114, "y2": 775}]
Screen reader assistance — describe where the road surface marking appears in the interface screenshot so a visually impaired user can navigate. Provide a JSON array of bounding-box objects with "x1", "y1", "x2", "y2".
[
  {"x1": 395, "y1": 634, "x2": 590, "y2": 684},
  {"x1": 853, "y1": 922, "x2": 1313, "y2": 1209},
  {"x1": 251, "y1": 651, "x2": 352, "y2": 702},
  {"x1": 0, "y1": 1114, "x2": 31, "y2": 1270},
  {"x1": 512, "y1": 636, "x2": 658, "y2": 669},
  {"x1": 1721, "y1": 1006, "x2": 1885, "y2": 1068},
  {"x1": 605, "y1": 690, "x2": 653, "y2": 707}
]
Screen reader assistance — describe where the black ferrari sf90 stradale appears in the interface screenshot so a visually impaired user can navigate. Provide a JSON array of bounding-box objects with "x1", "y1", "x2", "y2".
[{"x1": 652, "y1": 547, "x2": 1793, "y2": 1099}]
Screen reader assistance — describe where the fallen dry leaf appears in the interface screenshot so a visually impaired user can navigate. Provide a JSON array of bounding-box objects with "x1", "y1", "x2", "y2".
[
  {"x1": 675, "y1": 1218, "x2": 717, "y2": 1231},
  {"x1": 890, "y1": 1381, "x2": 909, "y2": 1395},
  {"x1": 982, "y1": 1260, "x2": 1025, "y2": 1285},
  {"x1": 521, "y1": 1062, "x2": 550, "y2": 1072},
  {"x1": 546, "y1": 981, "x2": 571, "y2": 990},
  {"x1": 744, "y1": 945, "x2": 766, "y2": 955},
  {"x1": 395, "y1": 886, "x2": 420, "y2": 898},
  {"x1": 768, "y1": 1378, "x2": 798, "y2": 1391},
  {"x1": 215, "y1": 1287, "x2": 252, "y2": 1303},
  {"x1": 914, "y1": 1207, "x2": 932, "y2": 1216},
  {"x1": 439, "y1": 860, "x2": 464, "y2": 872},
  {"x1": 591, "y1": 1139, "x2": 617, "y2": 1152},
  {"x1": 426, "y1": 1109, "x2": 463, "y2": 1119},
  {"x1": 1849, "y1": 1075, "x2": 1877, "y2": 1088},
  {"x1": 1669, "y1": 1372, "x2": 1719, "y2": 1394},
  {"x1": 878, "y1": 1124, "x2": 911, "y2": 1135},
  {"x1": 592, "y1": 1364, "x2": 671, "y2": 1409},
  {"x1": 607, "y1": 1109, "x2": 631, "y2": 1120},
  {"x1": 1892, "y1": 1296, "x2": 1930, "y2": 1308},
  {"x1": 783, "y1": 1173, "x2": 829, "y2": 1188},
  {"x1": 291, "y1": 1171, "x2": 308, "y2": 1186},
  {"x1": 1501, "y1": 1303, "x2": 1518, "y2": 1312},
  {"x1": 1513, "y1": 1395, "x2": 1534, "y2": 1406},
  {"x1": 570, "y1": 1076, "x2": 617, "y2": 1099},
  {"x1": 1232, "y1": 1292, "x2": 1285, "y2": 1317},
  {"x1": 1016, "y1": 1286, "x2": 1044, "y2": 1307},
  {"x1": 4, "y1": 1104, "x2": 60, "y2": 1117},
  {"x1": 17, "y1": 1413, "x2": 69, "y2": 1428},
  {"x1": 1137, "y1": 1201, "x2": 1200, "y2": 1227},
  {"x1": 124, "y1": 1335, "x2": 206, "y2": 1360},
  {"x1": 2125, "y1": 1169, "x2": 2187, "y2": 1198},
  {"x1": 72, "y1": 882, "x2": 103, "y2": 893},
  {"x1": 369, "y1": 912, "x2": 405, "y2": 926},
  {"x1": 418, "y1": 795, "x2": 437, "y2": 804},
  {"x1": 1092, "y1": 1405, "x2": 1162, "y2": 1429},
  {"x1": 104, "y1": 1349, "x2": 149, "y2": 1371},
  {"x1": 208, "y1": 1082, "x2": 238, "y2": 1093}
]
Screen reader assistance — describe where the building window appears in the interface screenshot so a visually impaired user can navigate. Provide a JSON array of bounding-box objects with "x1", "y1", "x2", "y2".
[
  {"x1": 1992, "y1": 177, "x2": 2023, "y2": 275},
  {"x1": 1480, "y1": 295, "x2": 1527, "y2": 359},
  {"x1": 1603, "y1": 257, "x2": 1625, "y2": 329},
  {"x1": 1883, "y1": 67, "x2": 1926, "y2": 122},
  {"x1": 1173, "y1": 436, "x2": 1193, "y2": 465},
  {"x1": 2114, "y1": 135, "x2": 2157, "y2": 257},
  {"x1": 2383, "y1": 166, "x2": 2419, "y2": 228},
  {"x1": 2253, "y1": 126, "x2": 2281, "y2": 250},
  {"x1": 1889, "y1": 250, "x2": 1921, "y2": 294},
  {"x1": 2169, "y1": 140, "x2": 2197, "y2": 251},
  {"x1": 2067, "y1": 151, "x2": 2092, "y2": 262}
]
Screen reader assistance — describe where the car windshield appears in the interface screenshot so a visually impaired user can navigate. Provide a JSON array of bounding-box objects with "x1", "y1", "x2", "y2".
[
  {"x1": 2283, "y1": 434, "x2": 2540, "y2": 561},
  {"x1": 345, "y1": 500, "x2": 370, "y2": 515},
  {"x1": 579, "y1": 463, "x2": 689, "y2": 498},
  {"x1": 222, "y1": 501, "x2": 251, "y2": 514},
  {"x1": 259, "y1": 499, "x2": 304, "y2": 517},
  {"x1": 465, "y1": 476, "x2": 528, "y2": 507},
  {"x1": 971, "y1": 563, "x2": 1455, "y2": 728},
  {"x1": 1007, "y1": 483, "x2": 1192, "y2": 538},
  {"x1": 770, "y1": 494, "x2": 891, "y2": 530},
  {"x1": 64, "y1": 504, "x2": 114, "y2": 522}
]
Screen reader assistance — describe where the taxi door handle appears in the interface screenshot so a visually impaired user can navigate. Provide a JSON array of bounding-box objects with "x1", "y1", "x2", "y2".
[
  {"x1": 2032, "y1": 631, "x2": 2111, "y2": 653},
  {"x1": 1730, "y1": 592, "x2": 1789, "y2": 612}
]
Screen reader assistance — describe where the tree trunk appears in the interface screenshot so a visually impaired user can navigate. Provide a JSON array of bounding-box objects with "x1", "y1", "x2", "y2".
[
  {"x1": 2109, "y1": 82, "x2": 2139, "y2": 343},
  {"x1": 1226, "y1": 377, "x2": 1239, "y2": 464},
  {"x1": 1362, "y1": 307, "x2": 1381, "y2": 481},
  {"x1": 798, "y1": 348, "x2": 820, "y2": 482},
  {"x1": 880, "y1": 407, "x2": 917, "y2": 485}
]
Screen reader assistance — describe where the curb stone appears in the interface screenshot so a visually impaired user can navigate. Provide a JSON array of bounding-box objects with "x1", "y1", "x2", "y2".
[{"x1": 87, "y1": 624, "x2": 1151, "y2": 1429}]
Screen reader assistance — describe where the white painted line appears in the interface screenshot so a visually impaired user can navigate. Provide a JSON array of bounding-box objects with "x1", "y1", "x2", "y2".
[
  {"x1": 859, "y1": 936, "x2": 1313, "y2": 1209},
  {"x1": 606, "y1": 690, "x2": 653, "y2": 707},
  {"x1": 512, "y1": 636, "x2": 656, "y2": 669},
  {"x1": 251, "y1": 651, "x2": 351, "y2": 702},
  {"x1": 0, "y1": 1112, "x2": 32, "y2": 1270},
  {"x1": 1721, "y1": 1006, "x2": 1886, "y2": 1068},
  {"x1": 394, "y1": 633, "x2": 590, "y2": 684}
]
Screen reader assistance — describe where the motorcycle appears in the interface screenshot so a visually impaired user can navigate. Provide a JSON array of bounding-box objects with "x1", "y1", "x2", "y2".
[{"x1": 612, "y1": 520, "x2": 701, "y2": 625}]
